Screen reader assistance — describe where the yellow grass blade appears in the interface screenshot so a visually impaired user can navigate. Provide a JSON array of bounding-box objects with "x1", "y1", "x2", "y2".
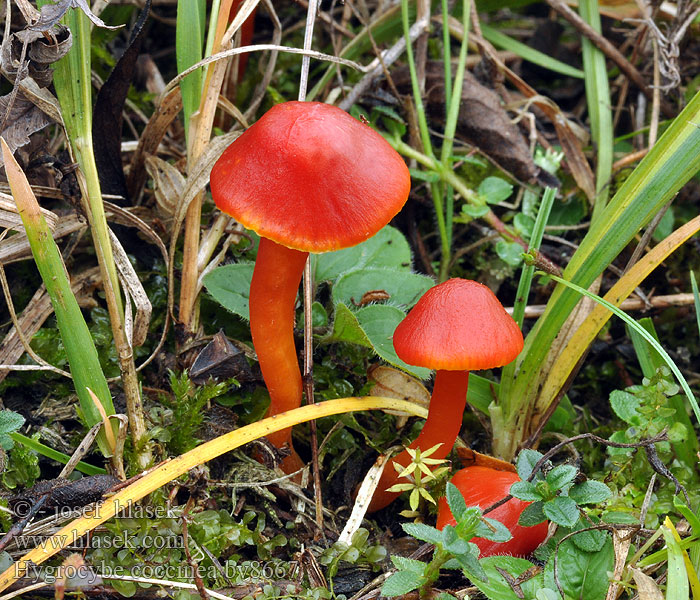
[
  {"x1": 535, "y1": 214, "x2": 700, "y2": 417},
  {"x1": 0, "y1": 396, "x2": 428, "y2": 592}
]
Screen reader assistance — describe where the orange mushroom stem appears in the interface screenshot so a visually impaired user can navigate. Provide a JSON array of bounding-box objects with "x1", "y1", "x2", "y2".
[
  {"x1": 368, "y1": 370, "x2": 469, "y2": 512},
  {"x1": 249, "y1": 237, "x2": 307, "y2": 473},
  {"x1": 367, "y1": 279, "x2": 524, "y2": 512}
]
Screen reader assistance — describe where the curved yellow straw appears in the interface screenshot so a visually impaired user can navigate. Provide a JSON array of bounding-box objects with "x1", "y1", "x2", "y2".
[{"x1": 0, "y1": 396, "x2": 428, "y2": 592}]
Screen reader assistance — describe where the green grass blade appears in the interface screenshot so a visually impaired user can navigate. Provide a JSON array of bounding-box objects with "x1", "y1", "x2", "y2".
[
  {"x1": 177, "y1": 0, "x2": 205, "y2": 143},
  {"x1": 51, "y1": 7, "x2": 122, "y2": 318},
  {"x1": 578, "y1": 0, "x2": 613, "y2": 221},
  {"x1": 543, "y1": 272, "x2": 699, "y2": 424},
  {"x1": 480, "y1": 24, "x2": 584, "y2": 79},
  {"x1": 1, "y1": 140, "x2": 116, "y2": 456},
  {"x1": 691, "y1": 271, "x2": 700, "y2": 339},
  {"x1": 10, "y1": 433, "x2": 106, "y2": 476},
  {"x1": 504, "y1": 89, "x2": 700, "y2": 434},
  {"x1": 497, "y1": 187, "x2": 556, "y2": 410}
]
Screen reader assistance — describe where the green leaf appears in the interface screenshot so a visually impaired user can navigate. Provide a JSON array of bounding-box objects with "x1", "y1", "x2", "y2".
[
  {"x1": 474, "y1": 556, "x2": 544, "y2": 600},
  {"x1": 519, "y1": 501, "x2": 547, "y2": 527},
  {"x1": 455, "y1": 548, "x2": 488, "y2": 582},
  {"x1": 478, "y1": 177, "x2": 513, "y2": 204},
  {"x1": 313, "y1": 226, "x2": 412, "y2": 282},
  {"x1": 545, "y1": 465, "x2": 577, "y2": 491},
  {"x1": 543, "y1": 497, "x2": 580, "y2": 528},
  {"x1": 0, "y1": 411, "x2": 24, "y2": 450},
  {"x1": 478, "y1": 518, "x2": 512, "y2": 543},
  {"x1": 609, "y1": 390, "x2": 642, "y2": 425},
  {"x1": 332, "y1": 268, "x2": 434, "y2": 309},
  {"x1": 516, "y1": 449, "x2": 543, "y2": 481},
  {"x1": 569, "y1": 527, "x2": 609, "y2": 553},
  {"x1": 402, "y1": 522, "x2": 443, "y2": 546},
  {"x1": 203, "y1": 263, "x2": 254, "y2": 320},
  {"x1": 544, "y1": 535, "x2": 614, "y2": 600},
  {"x1": 328, "y1": 303, "x2": 431, "y2": 379},
  {"x1": 568, "y1": 480, "x2": 612, "y2": 505},
  {"x1": 510, "y1": 481, "x2": 543, "y2": 502},
  {"x1": 495, "y1": 241, "x2": 524, "y2": 267},
  {"x1": 462, "y1": 204, "x2": 490, "y2": 219},
  {"x1": 442, "y1": 532, "x2": 471, "y2": 556},
  {"x1": 381, "y1": 570, "x2": 424, "y2": 597},
  {"x1": 514, "y1": 213, "x2": 535, "y2": 238},
  {"x1": 390, "y1": 555, "x2": 427, "y2": 575},
  {"x1": 446, "y1": 482, "x2": 468, "y2": 521}
]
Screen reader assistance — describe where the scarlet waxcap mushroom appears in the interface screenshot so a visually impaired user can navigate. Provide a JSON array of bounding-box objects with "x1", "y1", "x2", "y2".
[
  {"x1": 392, "y1": 279, "x2": 524, "y2": 371},
  {"x1": 210, "y1": 101, "x2": 410, "y2": 253},
  {"x1": 210, "y1": 101, "x2": 410, "y2": 474},
  {"x1": 368, "y1": 279, "x2": 523, "y2": 511}
]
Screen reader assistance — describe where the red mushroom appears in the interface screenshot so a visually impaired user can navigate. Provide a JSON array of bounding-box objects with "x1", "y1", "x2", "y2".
[
  {"x1": 436, "y1": 466, "x2": 549, "y2": 557},
  {"x1": 210, "y1": 101, "x2": 410, "y2": 473},
  {"x1": 368, "y1": 279, "x2": 523, "y2": 511}
]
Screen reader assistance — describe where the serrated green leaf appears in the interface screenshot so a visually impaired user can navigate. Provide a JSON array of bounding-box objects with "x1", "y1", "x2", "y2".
[
  {"x1": 516, "y1": 449, "x2": 543, "y2": 481},
  {"x1": 203, "y1": 263, "x2": 254, "y2": 321},
  {"x1": 519, "y1": 501, "x2": 547, "y2": 527},
  {"x1": 455, "y1": 549, "x2": 488, "y2": 582},
  {"x1": 510, "y1": 480, "x2": 543, "y2": 502},
  {"x1": 543, "y1": 497, "x2": 580, "y2": 528},
  {"x1": 328, "y1": 303, "x2": 431, "y2": 379},
  {"x1": 568, "y1": 480, "x2": 612, "y2": 505},
  {"x1": 474, "y1": 556, "x2": 543, "y2": 599},
  {"x1": 544, "y1": 535, "x2": 614, "y2": 600},
  {"x1": 381, "y1": 570, "x2": 425, "y2": 597},
  {"x1": 446, "y1": 482, "x2": 467, "y2": 521},
  {"x1": 545, "y1": 465, "x2": 577, "y2": 491},
  {"x1": 390, "y1": 555, "x2": 427, "y2": 575},
  {"x1": 0, "y1": 411, "x2": 25, "y2": 436},
  {"x1": 402, "y1": 523, "x2": 443, "y2": 546},
  {"x1": 332, "y1": 268, "x2": 434, "y2": 309},
  {"x1": 313, "y1": 226, "x2": 412, "y2": 282},
  {"x1": 477, "y1": 517, "x2": 512, "y2": 543},
  {"x1": 570, "y1": 527, "x2": 608, "y2": 553},
  {"x1": 609, "y1": 390, "x2": 643, "y2": 425}
]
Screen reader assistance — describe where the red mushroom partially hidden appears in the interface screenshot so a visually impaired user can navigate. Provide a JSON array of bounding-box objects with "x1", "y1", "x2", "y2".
[
  {"x1": 210, "y1": 102, "x2": 410, "y2": 473},
  {"x1": 436, "y1": 466, "x2": 549, "y2": 557},
  {"x1": 368, "y1": 279, "x2": 523, "y2": 511}
]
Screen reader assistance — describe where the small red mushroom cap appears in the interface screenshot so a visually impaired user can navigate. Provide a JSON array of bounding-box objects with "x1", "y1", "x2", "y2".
[
  {"x1": 210, "y1": 101, "x2": 410, "y2": 253},
  {"x1": 393, "y1": 279, "x2": 523, "y2": 371}
]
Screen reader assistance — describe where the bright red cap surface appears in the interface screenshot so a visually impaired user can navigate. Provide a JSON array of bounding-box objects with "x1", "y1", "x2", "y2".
[
  {"x1": 210, "y1": 101, "x2": 410, "y2": 253},
  {"x1": 393, "y1": 279, "x2": 523, "y2": 371}
]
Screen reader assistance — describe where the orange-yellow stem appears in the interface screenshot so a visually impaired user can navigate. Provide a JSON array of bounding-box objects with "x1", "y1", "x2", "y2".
[
  {"x1": 368, "y1": 369, "x2": 469, "y2": 511},
  {"x1": 249, "y1": 237, "x2": 307, "y2": 473}
]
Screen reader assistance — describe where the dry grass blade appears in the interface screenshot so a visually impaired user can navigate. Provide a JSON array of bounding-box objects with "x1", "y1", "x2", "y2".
[
  {"x1": 127, "y1": 87, "x2": 183, "y2": 201},
  {"x1": 162, "y1": 45, "x2": 366, "y2": 100},
  {"x1": 109, "y1": 230, "x2": 152, "y2": 348}
]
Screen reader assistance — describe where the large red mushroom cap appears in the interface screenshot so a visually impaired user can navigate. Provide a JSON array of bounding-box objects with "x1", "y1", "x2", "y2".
[
  {"x1": 210, "y1": 101, "x2": 410, "y2": 253},
  {"x1": 393, "y1": 279, "x2": 524, "y2": 371},
  {"x1": 436, "y1": 466, "x2": 549, "y2": 557}
]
